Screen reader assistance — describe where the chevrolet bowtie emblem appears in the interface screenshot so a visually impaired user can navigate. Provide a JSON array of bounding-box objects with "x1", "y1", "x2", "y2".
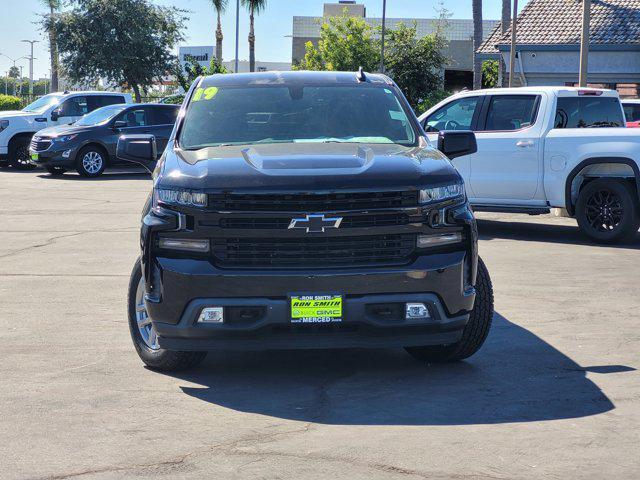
[{"x1": 288, "y1": 214, "x2": 343, "y2": 233}]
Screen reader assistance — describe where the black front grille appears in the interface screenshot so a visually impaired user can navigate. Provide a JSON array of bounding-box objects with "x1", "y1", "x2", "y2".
[
  {"x1": 219, "y1": 213, "x2": 413, "y2": 230},
  {"x1": 212, "y1": 234, "x2": 416, "y2": 268},
  {"x1": 208, "y1": 191, "x2": 418, "y2": 212},
  {"x1": 30, "y1": 137, "x2": 52, "y2": 152}
]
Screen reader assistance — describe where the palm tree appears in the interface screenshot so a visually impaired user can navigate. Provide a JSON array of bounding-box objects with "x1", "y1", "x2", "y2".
[
  {"x1": 41, "y1": 0, "x2": 61, "y2": 92},
  {"x1": 472, "y1": 0, "x2": 483, "y2": 90},
  {"x1": 500, "y1": 0, "x2": 511, "y2": 87},
  {"x1": 241, "y1": 0, "x2": 267, "y2": 72},
  {"x1": 211, "y1": 0, "x2": 228, "y2": 65}
]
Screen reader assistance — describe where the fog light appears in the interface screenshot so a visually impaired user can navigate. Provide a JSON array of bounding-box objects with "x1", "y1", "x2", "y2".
[
  {"x1": 417, "y1": 232, "x2": 462, "y2": 248},
  {"x1": 405, "y1": 303, "x2": 430, "y2": 320},
  {"x1": 158, "y1": 238, "x2": 210, "y2": 252},
  {"x1": 198, "y1": 307, "x2": 224, "y2": 323}
]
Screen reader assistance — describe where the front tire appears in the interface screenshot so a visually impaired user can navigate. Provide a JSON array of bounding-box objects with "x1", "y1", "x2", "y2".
[
  {"x1": 76, "y1": 146, "x2": 107, "y2": 177},
  {"x1": 128, "y1": 259, "x2": 207, "y2": 371},
  {"x1": 45, "y1": 165, "x2": 66, "y2": 176},
  {"x1": 575, "y1": 178, "x2": 640, "y2": 244},
  {"x1": 405, "y1": 257, "x2": 494, "y2": 363},
  {"x1": 8, "y1": 136, "x2": 36, "y2": 170}
]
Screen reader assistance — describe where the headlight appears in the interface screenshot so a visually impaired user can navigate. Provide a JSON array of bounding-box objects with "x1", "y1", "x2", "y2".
[
  {"x1": 419, "y1": 183, "x2": 465, "y2": 204},
  {"x1": 0, "y1": 120, "x2": 9, "y2": 132},
  {"x1": 54, "y1": 134, "x2": 78, "y2": 143},
  {"x1": 155, "y1": 188, "x2": 207, "y2": 208}
]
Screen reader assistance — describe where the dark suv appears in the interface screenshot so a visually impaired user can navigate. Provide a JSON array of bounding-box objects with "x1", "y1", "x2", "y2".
[
  {"x1": 118, "y1": 71, "x2": 493, "y2": 371},
  {"x1": 30, "y1": 103, "x2": 179, "y2": 177}
]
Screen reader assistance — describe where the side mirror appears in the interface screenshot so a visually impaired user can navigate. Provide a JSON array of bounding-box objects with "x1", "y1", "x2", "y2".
[
  {"x1": 51, "y1": 109, "x2": 61, "y2": 121},
  {"x1": 113, "y1": 120, "x2": 127, "y2": 130},
  {"x1": 116, "y1": 134, "x2": 157, "y2": 173},
  {"x1": 437, "y1": 130, "x2": 477, "y2": 160}
]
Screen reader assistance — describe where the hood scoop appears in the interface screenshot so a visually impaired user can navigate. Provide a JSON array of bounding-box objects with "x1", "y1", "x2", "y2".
[{"x1": 241, "y1": 145, "x2": 374, "y2": 175}]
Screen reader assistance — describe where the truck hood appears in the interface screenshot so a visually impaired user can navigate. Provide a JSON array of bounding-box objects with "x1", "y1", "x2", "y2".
[
  {"x1": 156, "y1": 141, "x2": 461, "y2": 192},
  {"x1": 0, "y1": 110, "x2": 46, "y2": 128}
]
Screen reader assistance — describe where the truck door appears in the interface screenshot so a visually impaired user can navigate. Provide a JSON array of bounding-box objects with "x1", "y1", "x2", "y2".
[
  {"x1": 51, "y1": 96, "x2": 89, "y2": 126},
  {"x1": 422, "y1": 95, "x2": 483, "y2": 187},
  {"x1": 469, "y1": 94, "x2": 543, "y2": 202}
]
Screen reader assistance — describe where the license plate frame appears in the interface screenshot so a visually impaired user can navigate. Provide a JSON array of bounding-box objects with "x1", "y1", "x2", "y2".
[{"x1": 290, "y1": 294, "x2": 343, "y2": 324}]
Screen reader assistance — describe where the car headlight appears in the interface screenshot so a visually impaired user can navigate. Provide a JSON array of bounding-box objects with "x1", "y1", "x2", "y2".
[
  {"x1": 154, "y1": 188, "x2": 207, "y2": 208},
  {"x1": 0, "y1": 120, "x2": 9, "y2": 133},
  {"x1": 54, "y1": 134, "x2": 78, "y2": 143},
  {"x1": 419, "y1": 183, "x2": 465, "y2": 204}
]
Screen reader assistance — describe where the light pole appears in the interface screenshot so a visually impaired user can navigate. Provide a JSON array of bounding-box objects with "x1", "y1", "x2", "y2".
[
  {"x1": 0, "y1": 54, "x2": 27, "y2": 96},
  {"x1": 379, "y1": 0, "x2": 387, "y2": 73},
  {"x1": 19, "y1": 65, "x2": 24, "y2": 96},
  {"x1": 234, "y1": 0, "x2": 240, "y2": 73},
  {"x1": 21, "y1": 40, "x2": 39, "y2": 96},
  {"x1": 579, "y1": 0, "x2": 591, "y2": 87},
  {"x1": 508, "y1": 0, "x2": 518, "y2": 87}
]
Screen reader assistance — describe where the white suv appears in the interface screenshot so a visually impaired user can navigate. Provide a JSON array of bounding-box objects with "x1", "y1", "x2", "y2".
[{"x1": 0, "y1": 91, "x2": 133, "y2": 169}]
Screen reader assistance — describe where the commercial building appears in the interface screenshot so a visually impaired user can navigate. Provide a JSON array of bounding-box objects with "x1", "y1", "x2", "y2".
[
  {"x1": 292, "y1": 1, "x2": 499, "y2": 90},
  {"x1": 478, "y1": 0, "x2": 640, "y2": 97}
]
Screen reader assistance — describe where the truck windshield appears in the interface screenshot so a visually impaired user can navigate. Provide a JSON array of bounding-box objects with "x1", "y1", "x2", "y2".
[
  {"x1": 179, "y1": 84, "x2": 417, "y2": 149},
  {"x1": 75, "y1": 104, "x2": 127, "y2": 126},
  {"x1": 22, "y1": 94, "x2": 64, "y2": 114}
]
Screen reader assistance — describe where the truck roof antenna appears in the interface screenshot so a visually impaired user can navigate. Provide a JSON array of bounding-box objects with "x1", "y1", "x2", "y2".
[{"x1": 356, "y1": 67, "x2": 367, "y2": 82}]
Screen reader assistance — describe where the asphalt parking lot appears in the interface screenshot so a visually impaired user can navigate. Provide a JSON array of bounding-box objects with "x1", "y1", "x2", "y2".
[{"x1": 1, "y1": 169, "x2": 639, "y2": 480}]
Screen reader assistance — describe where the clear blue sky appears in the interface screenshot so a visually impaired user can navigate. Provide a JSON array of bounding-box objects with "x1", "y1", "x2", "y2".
[{"x1": 0, "y1": 0, "x2": 529, "y2": 79}]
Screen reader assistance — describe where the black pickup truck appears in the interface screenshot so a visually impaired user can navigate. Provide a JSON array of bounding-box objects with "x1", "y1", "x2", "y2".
[{"x1": 118, "y1": 70, "x2": 493, "y2": 371}]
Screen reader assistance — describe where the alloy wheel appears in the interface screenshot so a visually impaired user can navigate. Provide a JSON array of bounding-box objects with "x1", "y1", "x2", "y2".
[
  {"x1": 584, "y1": 189, "x2": 624, "y2": 232},
  {"x1": 135, "y1": 276, "x2": 160, "y2": 350},
  {"x1": 82, "y1": 151, "x2": 104, "y2": 175}
]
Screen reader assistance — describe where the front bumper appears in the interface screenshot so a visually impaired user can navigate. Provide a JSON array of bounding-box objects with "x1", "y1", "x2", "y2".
[
  {"x1": 29, "y1": 145, "x2": 78, "y2": 167},
  {"x1": 150, "y1": 256, "x2": 474, "y2": 351}
]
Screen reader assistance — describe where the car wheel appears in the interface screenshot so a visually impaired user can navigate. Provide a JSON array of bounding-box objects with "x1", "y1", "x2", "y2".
[
  {"x1": 76, "y1": 146, "x2": 107, "y2": 177},
  {"x1": 576, "y1": 178, "x2": 640, "y2": 244},
  {"x1": 0, "y1": 160, "x2": 9, "y2": 169},
  {"x1": 8, "y1": 136, "x2": 36, "y2": 170},
  {"x1": 405, "y1": 257, "x2": 494, "y2": 363},
  {"x1": 128, "y1": 259, "x2": 207, "y2": 371},
  {"x1": 45, "y1": 165, "x2": 66, "y2": 176}
]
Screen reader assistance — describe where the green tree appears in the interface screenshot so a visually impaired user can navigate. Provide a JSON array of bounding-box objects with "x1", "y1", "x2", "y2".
[
  {"x1": 482, "y1": 60, "x2": 499, "y2": 88},
  {"x1": 385, "y1": 22, "x2": 448, "y2": 109},
  {"x1": 174, "y1": 57, "x2": 228, "y2": 92},
  {"x1": 211, "y1": 0, "x2": 228, "y2": 64},
  {"x1": 241, "y1": 0, "x2": 267, "y2": 72},
  {"x1": 295, "y1": 12, "x2": 380, "y2": 72},
  {"x1": 55, "y1": 0, "x2": 186, "y2": 102},
  {"x1": 8, "y1": 66, "x2": 20, "y2": 79},
  {"x1": 40, "y1": 0, "x2": 62, "y2": 92}
]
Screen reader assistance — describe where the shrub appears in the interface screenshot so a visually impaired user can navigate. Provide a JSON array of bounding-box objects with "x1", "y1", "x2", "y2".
[{"x1": 0, "y1": 94, "x2": 22, "y2": 111}]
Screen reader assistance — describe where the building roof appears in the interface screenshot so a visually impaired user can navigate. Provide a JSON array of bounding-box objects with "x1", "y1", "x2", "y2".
[{"x1": 479, "y1": 0, "x2": 640, "y2": 55}]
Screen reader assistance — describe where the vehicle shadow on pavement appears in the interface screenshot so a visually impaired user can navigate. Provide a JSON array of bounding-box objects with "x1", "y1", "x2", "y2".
[
  {"x1": 477, "y1": 219, "x2": 640, "y2": 250},
  {"x1": 164, "y1": 313, "x2": 625, "y2": 425},
  {"x1": 36, "y1": 171, "x2": 150, "y2": 181}
]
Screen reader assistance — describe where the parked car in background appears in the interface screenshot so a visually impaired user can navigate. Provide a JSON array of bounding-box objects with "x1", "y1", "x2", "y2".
[
  {"x1": 0, "y1": 91, "x2": 133, "y2": 170},
  {"x1": 419, "y1": 87, "x2": 640, "y2": 243},
  {"x1": 622, "y1": 99, "x2": 640, "y2": 128},
  {"x1": 159, "y1": 94, "x2": 185, "y2": 105},
  {"x1": 29, "y1": 103, "x2": 179, "y2": 177}
]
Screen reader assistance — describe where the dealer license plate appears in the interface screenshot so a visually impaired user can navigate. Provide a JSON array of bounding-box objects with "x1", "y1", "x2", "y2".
[{"x1": 290, "y1": 295, "x2": 343, "y2": 323}]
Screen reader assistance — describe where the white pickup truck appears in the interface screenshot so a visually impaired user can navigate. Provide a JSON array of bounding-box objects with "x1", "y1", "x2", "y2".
[
  {"x1": 419, "y1": 87, "x2": 640, "y2": 243},
  {"x1": 0, "y1": 91, "x2": 132, "y2": 170}
]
